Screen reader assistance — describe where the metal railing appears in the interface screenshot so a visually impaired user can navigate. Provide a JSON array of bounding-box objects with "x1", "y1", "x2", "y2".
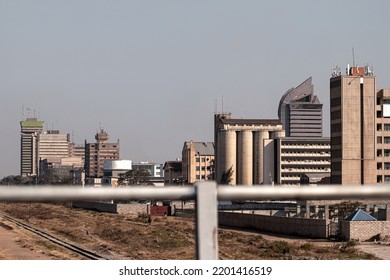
[{"x1": 2, "y1": 182, "x2": 390, "y2": 259}]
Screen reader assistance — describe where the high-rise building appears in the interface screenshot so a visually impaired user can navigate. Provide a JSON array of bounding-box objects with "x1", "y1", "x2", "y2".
[
  {"x1": 38, "y1": 130, "x2": 70, "y2": 161},
  {"x1": 182, "y1": 141, "x2": 214, "y2": 184},
  {"x1": 278, "y1": 77, "x2": 323, "y2": 137},
  {"x1": 214, "y1": 113, "x2": 284, "y2": 185},
  {"x1": 374, "y1": 89, "x2": 390, "y2": 184},
  {"x1": 330, "y1": 65, "x2": 376, "y2": 184},
  {"x1": 274, "y1": 137, "x2": 331, "y2": 185},
  {"x1": 20, "y1": 118, "x2": 44, "y2": 177},
  {"x1": 84, "y1": 129, "x2": 120, "y2": 179}
]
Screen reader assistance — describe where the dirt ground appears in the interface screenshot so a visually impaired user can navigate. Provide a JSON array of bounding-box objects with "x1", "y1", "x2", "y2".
[{"x1": 0, "y1": 202, "x2": 379, "y2": 260}]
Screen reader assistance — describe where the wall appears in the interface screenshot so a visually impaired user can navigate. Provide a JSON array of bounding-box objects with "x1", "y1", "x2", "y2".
[
  {"x1": 72, "y1": 201, "x2": 117, "y2": 213},
  {"x1": 219, "y1": 212, "x2": 329, "y2": 239},
  {"x1": 341, "y1": 221, "x2": 390, "y2": 241}
]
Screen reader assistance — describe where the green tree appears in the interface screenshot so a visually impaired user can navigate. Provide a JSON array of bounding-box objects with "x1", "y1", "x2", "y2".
[
  {"x1": 117, "y1": 169, "x2": 152, "y2": 186},
  {"x1": 0, "y1": 175, "x2": 35, "y2": 185},
  {"x1": 220, "y1": 166, "x2": 234, "y2": 185}
]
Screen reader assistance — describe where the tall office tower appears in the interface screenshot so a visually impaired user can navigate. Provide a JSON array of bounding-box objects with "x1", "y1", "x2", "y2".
[
  {"x1": 330, "y1": 65, "x2": 376, "y2": 185},
  {"x1": 182, "y1": 141, "x2": 215, "y2": 184},
  {"x1": 84, "y1": 129, "x2": 120, "y2": 178},
  {"x1": 214, "y1": 113, "x2": 284, "y2": 185},
  {"x1": 38, "y1": 130, "x2": 70, "y2": 161},
  {"x1": 278, "y1": 77, "x2": 323, "y2": 137},
  {"x1": 20, "y1": 118, "x2": 44, "y2": 177}
]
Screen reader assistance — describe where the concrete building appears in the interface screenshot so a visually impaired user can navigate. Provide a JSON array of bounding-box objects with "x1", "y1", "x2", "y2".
[
  {"x1": 182, "y1": 141, "x2": 214, "y2": 184},
  {"x1": 70, "y1": 143, "x2": 85, "y2": 166},
  {"x1": 274, "y1": 137, "x2": 331, "y2": 185},
  {"x1": 84, "y1": 129, "x2": 120, "y2": 179},
  {"x1": 278, "y1": 77, "x2": 323, "y2": 137},
  {"x1": 330, "y1": 65, "x2": 376, "y2": 184},
  {"x1": 163, "y1": 160, "x2": 182, "y2": 185},
  {"x1": 375, "y1": 89, "x2": 390, "y2": 184},
  {"x1": 20, "y1": 118, "x2": 44, "y2": 177},
  {"x1": 214, "y1": 113, "x2": 284, "y2": 185},
  {"x1": 38, "y1": 130, "x2": 70, "y2": 161}
]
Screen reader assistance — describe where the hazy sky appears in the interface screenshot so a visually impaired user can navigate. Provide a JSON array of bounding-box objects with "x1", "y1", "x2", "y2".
[{"x1": 1, "y1": 0, "x2": 390, "y2": 178}]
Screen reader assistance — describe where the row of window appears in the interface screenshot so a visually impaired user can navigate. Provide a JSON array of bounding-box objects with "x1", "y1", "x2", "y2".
[
  {"x1": 195, "y1": 157, "x2": 212, "y2": 162},
  {"x1": 196, "y1": 166, "x2": 211, "y2": 171},
  {"x1": 377, "y1": 124, "x2": 390, "y2": 131}
]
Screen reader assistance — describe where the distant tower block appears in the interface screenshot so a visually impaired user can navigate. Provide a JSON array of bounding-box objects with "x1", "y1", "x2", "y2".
[{"x1": 278, "y1": 77, "x2": 323, "y2": 137}]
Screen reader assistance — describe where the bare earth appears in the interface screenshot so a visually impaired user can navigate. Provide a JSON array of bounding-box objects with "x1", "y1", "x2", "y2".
[{"x1": 0, "y1": 202, "x2": 380, "y2": 260}]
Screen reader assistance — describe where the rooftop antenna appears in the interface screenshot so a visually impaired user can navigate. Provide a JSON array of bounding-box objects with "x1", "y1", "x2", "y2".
[
  {"x1": 352, "y1": 47, "x2": 355, "y2": 67},
  {"x1": 221, "y1": 93, "x2": 224, "y2": 114}
]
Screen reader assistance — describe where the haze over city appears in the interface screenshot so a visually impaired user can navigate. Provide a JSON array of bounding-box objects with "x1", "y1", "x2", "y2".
[{"x1": 1, "y1": 0, "x2": 390, "y2": 178}]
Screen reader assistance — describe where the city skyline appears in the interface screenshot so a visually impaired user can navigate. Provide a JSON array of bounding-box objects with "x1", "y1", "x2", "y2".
[{"x1": 2, "y1": 1, "x2": 390, "y2": 178}]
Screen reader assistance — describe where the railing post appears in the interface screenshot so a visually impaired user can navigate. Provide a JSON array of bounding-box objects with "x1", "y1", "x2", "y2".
[{"x1": 195, "y1": 181, "x2": 218, "y2": 260}]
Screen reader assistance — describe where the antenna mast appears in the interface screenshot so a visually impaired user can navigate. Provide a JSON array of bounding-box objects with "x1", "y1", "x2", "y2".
[
  {"x1": 222, "y1": 93, "x2": 224, "y2": 114},
  {"x1": 352, "y1": 47, "x2": 355, "y2": 67}
]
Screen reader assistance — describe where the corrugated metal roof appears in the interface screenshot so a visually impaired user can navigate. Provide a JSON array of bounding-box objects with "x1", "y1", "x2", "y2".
[
  {"x1": 345, "y1": 209, "x2": 377, "y2": 221},
  {"x1": 194, "y1": 142, "x2": 214, "y2": 156}
]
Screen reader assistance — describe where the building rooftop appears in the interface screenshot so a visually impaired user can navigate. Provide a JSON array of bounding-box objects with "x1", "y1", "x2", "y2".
[
  {"x1": 220, "y1": 118, "x2": 282, "y2": 126},
  {"x1": 163, "y1": 161, "x2": 182, "y2": 171},
  {"x1": 194, "y1": 142, "x2": 214, "y2": 156},
  {"x1": 345, "y1": 209, "x2": 377, "y2": 221}
]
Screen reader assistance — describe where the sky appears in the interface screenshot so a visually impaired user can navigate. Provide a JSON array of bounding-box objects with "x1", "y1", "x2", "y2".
[{"x1": 1, "y1": 0, "x2": 390, "y2": 178}]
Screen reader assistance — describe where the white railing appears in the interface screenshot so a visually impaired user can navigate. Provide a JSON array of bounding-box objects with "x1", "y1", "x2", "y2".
[{"x1": 1, "y1": 182, "x2": 390, "y2": 259}]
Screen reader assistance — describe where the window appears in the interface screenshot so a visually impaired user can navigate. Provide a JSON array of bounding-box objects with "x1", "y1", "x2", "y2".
[
  {"x1": 384, "y1": 137, "x2": 390, "y2": 144},
  {"x1": 201, "y1": 158, "x2": 206, "y2": 162},
  {"x1": 385, "y1": 124, "x2": 390, "y2": 131},
  {"x1": 378, "y1": 137, "x2": 383, "y2": 144},
  {"x1": 196, "y1": 158, "x2": 200, "y2": 162},
  {"x1": 196, "y1": 166, "x2": 200, "y2": 171},
  {"x1": 201, "y1": 166, "x2": 205, "y2": 171},
  {"x1": 385, "y1": 149, "x2": 390, "y2": 157},
  {"x1": 196, "y1": 175, "x2": 200, "y2": 180},
  {"x1": 385, "y1": 176, "x2": 390, "y2": 183},
  {"x1": 385, "y1": 163, "x2": 390, "y2": 170}
]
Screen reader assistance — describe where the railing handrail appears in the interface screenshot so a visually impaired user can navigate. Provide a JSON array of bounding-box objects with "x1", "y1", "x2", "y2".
[{"x1": 1, "y1": 184, "x2": 390, "y2": 201}]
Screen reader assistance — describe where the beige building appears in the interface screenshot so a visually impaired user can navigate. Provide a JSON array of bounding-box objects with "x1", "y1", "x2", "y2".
[
  {"x1": 84, "y1": 129, "x2": 120, "y2": 179},
  {"x1": 214, "y1": 113, "x2": 284, "y2": 185},
  {"x1": 330, "y1": 65, "x2": 377, "y2": 184},
  {"x1": 375, "y1": 89, "x2": 390, "y2": 184},
  {"x1": 38, "y1": 130, "x2": 70, "y2": 161},
  {"x1": 182, "y1": 141, "x2": 214, "y2": 184},
  {"x1": 274, "y1": 137, "x2": 331, "y2": 185}
]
